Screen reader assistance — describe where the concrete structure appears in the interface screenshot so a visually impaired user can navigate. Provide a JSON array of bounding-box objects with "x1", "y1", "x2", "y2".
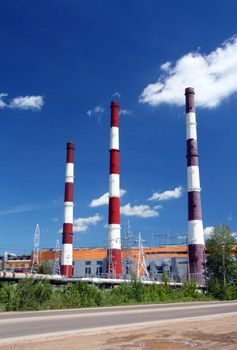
[
  {"x1": 107, "y1": 101, "x2": 122, "y2": 278},
  {"x1": 185, "y1": 87, "x2": 205, "y2": 284},
  {"x1": 61, "y1": 142, "x2": 75, "y2": 277}
]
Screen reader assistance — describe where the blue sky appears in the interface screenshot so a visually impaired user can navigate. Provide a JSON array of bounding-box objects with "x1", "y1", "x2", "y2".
[{"x1": 0, "y1": 0, "x2": 237, "y2": 254}]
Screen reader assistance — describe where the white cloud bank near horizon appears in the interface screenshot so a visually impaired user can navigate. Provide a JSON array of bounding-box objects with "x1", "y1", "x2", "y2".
[
  {"x1": 148, "y1": 186, "x2": 183, "y2": 201},
  {"x1": 0, "y1": 93, "x2": 44, "y2": 110},
  {"x1": 89, "y1": 189, "x2": 127, "y2": 207},
  {"x1": 140, "y1": 36, "x2": 237, "y2": 109}
]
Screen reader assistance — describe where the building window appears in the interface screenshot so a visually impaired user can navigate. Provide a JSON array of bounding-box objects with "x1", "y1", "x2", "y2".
[
  {"x1": 85, "y1": 267, "x2": 91, "y2": 275},
  {"x1": 97, "y1": 261, "x2": 102, "y2": 266},
  {"x1": 85, "y1": 261, "x2": 91, "y2": 265},
  {"x1": 96, "y1": 267, "x2": 103, "y2": 276}
]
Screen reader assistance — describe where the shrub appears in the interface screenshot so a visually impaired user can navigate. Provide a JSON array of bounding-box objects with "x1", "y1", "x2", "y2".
[
  {"x1": 17, "y1": 279, "x2": 52, "y2": 310},
  {"x1": 0, "y1": 282, "x2": 20, "y2": 311},
  {"x1": 144, "y1": 284, "x2": 171, "y2": 303}
]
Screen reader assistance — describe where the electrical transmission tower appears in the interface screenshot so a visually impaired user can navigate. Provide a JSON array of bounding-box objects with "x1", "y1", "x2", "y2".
[
  {"x1": 105, "y1": 237, "x2": 117, "y2": 279},
  {"x1": 135, "y1": 232, "x2": 149, "y2": 281},
  {"x1": 107, "y1": 246, "x2": 116, "y2": 279},
  {"x1": 122, "y1": 220, "x2": 134, "y2": 279},
  {"x1": 31, "y1": 224, "x2": 40, "y2": 273},
  {"x1": 53, "y1": 239, "x2": 61, "y2": 275}
]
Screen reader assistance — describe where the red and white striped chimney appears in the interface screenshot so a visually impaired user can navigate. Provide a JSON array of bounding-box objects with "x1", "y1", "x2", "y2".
[
  {"x1": 107, "y1": 101, "x2": 122, "y2": 278},
  {"x1": 185, "y1": 88, "x2": 205, "y2": 284},
  {"x1": 61, "y1": 142, "x2": 74, "y2": 277}
]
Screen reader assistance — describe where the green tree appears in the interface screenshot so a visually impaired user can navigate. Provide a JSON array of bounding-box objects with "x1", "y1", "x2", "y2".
[
  {"x1": 38, "y1": 261, "x2": 53, "y2": 274},
  {"x1": 205, "y1": 224, "x2": 237, "y2": 299}
]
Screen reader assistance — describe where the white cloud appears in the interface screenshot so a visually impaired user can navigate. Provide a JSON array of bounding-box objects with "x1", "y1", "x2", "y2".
[
  {"x1": 119, "y1": 109, "x2": 131, "y2": 115},
  {"x1": 89, "y1": 189, "x2": 127, "y2": 207},
  {"x1": 204, "y1": 226, "x2": 214, "y2": 239},
  {"x1": 0, "y1": 93, "x2": 8, "y2": 108},
  {"x1": 0, "y1": 93, "x2": 44, "y2": 110},
  {"x1": 120, "y1": 189, "x2": 127, "y2": 196},
  {"x1": 87, "y1": 105, "x2": 104, "y2": 117},
  {"x1": 140, "y1": 35, "x2": 237, "y2": 108},
  {"x1": 148, "y1": 186, "x2": 183, "y2": 201},
  {"x1": 73, "y1": 213, "x2": 103, "y2": 233},
  {"x1": 121, "y1": 203, "x2": 159, "y2": 218},
  {"x1": 153, "y1": 205, "x2": 163, "y2": 211},
  {"x1": 160, "y1": 61, "x2": 171, "y2": 72},
  {"x1": 112, "y1": 91, "x2": 121, "y2": 98},
  {"x1": 9, "y1": 96, "x2": 44, "y2": 110},
  {"x1": 89, "y1": 192, "x2": 109, "y2": 207}
]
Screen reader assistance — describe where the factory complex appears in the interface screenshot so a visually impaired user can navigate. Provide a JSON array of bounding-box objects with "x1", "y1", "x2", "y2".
[
  {"x1": 59, "y1": 87, "x2": 205, "y2": 283},
  {"x1": 0, "y1": 88, "x2": 207, "y2": 285},
  {"x1": 0, "y1": 245, "x2": 188, "y2": 282}
]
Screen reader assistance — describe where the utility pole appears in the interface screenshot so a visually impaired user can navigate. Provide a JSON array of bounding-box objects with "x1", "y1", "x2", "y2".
[{"x1": 31, "y1": 224, "x2": 40, "y2": 273}]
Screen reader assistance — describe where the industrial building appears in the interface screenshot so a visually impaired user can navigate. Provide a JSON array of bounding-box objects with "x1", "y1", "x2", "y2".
[
  {"x1": 38, "y1": 245, "x2": 189, "y2": 282},
  {"x1": 0, "y1": 254, "x2": 31, "y2": 272}
]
